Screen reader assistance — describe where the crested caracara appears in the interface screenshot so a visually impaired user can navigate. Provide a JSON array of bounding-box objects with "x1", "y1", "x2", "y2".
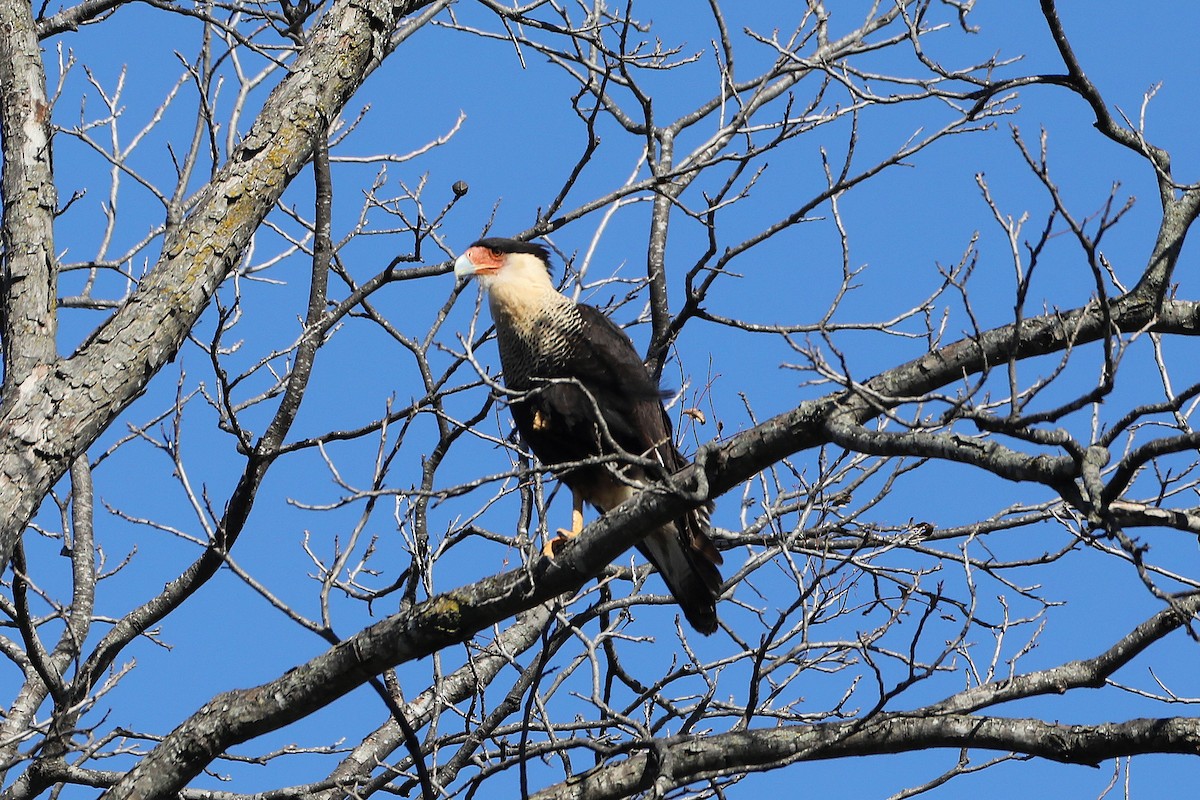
[{"x1": 455, "y1": 237, "x2": 723, "y2": 634}]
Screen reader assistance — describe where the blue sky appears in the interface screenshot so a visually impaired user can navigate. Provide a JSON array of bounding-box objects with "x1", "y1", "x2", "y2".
[{"x1": 20, "y1": 1, "x2": 1200, "y2": 797}]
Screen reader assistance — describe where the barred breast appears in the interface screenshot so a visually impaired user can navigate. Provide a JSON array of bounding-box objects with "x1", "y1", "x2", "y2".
[{"x1": 495, "y1": 300, "x2": 583, "y2": 390}]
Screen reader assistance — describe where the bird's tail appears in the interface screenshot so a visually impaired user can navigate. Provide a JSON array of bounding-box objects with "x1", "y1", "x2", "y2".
[{"x1": 638, "y1": 504, "x2": 723, "y2": 635}]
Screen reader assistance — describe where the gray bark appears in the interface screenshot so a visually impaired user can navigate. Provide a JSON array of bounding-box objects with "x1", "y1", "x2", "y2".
[{"x1": 0, "y1": 0, "x2": 58, "y2": 388}]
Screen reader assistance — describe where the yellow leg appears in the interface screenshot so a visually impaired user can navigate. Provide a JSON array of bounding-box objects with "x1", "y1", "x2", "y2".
[{"x1": 543, "y1": 490, "x2": 585, "y2": 557}]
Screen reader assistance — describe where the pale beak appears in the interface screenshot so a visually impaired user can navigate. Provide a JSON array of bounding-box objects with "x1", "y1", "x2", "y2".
[{"x1": 454, "y1": 252, "x2": 477, "y2": 278}]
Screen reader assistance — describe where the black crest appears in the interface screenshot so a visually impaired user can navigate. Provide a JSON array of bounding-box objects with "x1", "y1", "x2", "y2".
[{"x1": 471, "y1": 237, "x2": 553, "y2": 272}]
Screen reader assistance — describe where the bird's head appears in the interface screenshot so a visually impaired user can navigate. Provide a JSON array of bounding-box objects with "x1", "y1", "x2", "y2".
[{"x1": 454, "y1": 238, "x2": 555, "y2": 295}]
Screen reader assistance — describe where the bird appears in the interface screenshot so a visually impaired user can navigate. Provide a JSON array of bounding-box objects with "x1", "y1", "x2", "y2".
[{"x1": 454, "y1": 237, "x2": 723, "y2": 634}]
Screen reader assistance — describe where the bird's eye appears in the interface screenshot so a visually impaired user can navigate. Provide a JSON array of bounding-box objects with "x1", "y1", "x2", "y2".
[{"x1": 488, "y1": 248, "x2": 502, "y2": 258}]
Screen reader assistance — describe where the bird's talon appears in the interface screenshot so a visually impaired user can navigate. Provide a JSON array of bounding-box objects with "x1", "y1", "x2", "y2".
[{"x1": 543, "y1": 530, "x2": 574, "y2": 559}]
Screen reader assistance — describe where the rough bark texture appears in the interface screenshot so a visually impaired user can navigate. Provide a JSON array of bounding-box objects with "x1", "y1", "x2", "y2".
[
  {"x1": 527, "y1": 715, "x2": 1200, "y2": 800},
  {"x1": 0, "y1": 0, "x2": 58, "y2": 388}
]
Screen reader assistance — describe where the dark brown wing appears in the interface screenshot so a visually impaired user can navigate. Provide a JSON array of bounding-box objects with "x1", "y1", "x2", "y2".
[
  {"x1": 510, "y1": 304, "x2": 723, "y2": 633},
  {"x1": 508, "y1": 304, "x2": 661, "y2": 473}
]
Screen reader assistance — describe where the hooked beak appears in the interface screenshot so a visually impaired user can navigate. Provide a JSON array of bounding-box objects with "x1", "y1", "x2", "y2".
[{"x1": 454, "y1": 252, "x2": 478, "y2": 279}]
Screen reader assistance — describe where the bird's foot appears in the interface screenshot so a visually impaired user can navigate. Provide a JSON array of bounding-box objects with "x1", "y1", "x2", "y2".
[
  {"x1": 543, "y1": 504, "x2": 586, "y2": 559},
  {"x1": 543, "y1": 528, "x2": 577, "y2": 559}
]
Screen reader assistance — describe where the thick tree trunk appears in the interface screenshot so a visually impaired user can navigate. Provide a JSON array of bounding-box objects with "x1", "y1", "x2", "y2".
[{"x1": 0, "y1": 0, "x2": 58, "y2": 389}]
